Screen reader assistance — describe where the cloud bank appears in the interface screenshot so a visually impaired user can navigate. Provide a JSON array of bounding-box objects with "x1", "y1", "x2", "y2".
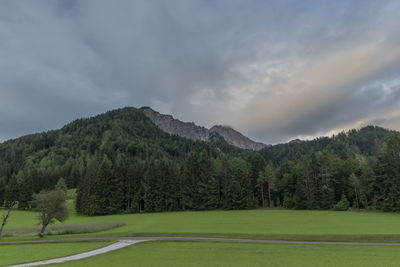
[{"x1": 1, "y1": 0, "x2": 400, "y2": 143}]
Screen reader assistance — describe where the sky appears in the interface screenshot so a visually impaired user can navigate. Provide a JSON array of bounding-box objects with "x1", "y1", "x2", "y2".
[{"x1": 1, "y1": 0, "x2": 400, "y2": 144}]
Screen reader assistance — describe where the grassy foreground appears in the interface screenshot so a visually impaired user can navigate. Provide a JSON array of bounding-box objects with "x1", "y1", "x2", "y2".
[
  {"x1": 0, "y1": 241, "x2": 113, "y2": 266},
  {"x1": 4, "y1": 209, "x2": 400, "y2": 242},
  {"x1": 53, "y1": 241, "x2": 400, "y2": 267},
  {"x1": 4, "y1": 208, "x2": 400, "y2": 266}
]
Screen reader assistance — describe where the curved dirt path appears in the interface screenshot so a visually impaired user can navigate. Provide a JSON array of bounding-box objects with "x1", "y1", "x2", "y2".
[{"x1": 5, "y1": 236, "x2": 400, "y2": 266}]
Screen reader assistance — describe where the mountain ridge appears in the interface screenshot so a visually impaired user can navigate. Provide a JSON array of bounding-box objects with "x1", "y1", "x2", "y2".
[{"x1": 141, "y1": 107, "x2": 268, "y2": 151}]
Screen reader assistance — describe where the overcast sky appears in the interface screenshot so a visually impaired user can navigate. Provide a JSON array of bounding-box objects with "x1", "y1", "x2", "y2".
[{"x1": 1, "y1": 0, "x2": 400, "y2": 144}]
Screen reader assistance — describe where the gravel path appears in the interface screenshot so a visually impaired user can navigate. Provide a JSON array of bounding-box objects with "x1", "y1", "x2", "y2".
[
  {"x1": 4, "y1": 236, "x2": 400, "y2": 266},
  {"x1": 6, "y1": 239, "x2": 148, "y2": 267}
]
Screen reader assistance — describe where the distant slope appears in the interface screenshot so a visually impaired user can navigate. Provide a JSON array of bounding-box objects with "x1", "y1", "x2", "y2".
[
  {"x1": 141, "y1": 107, "x2": 267, "y2": 150},
  {"x1": 260, "y1": 125, "x2": 395, "y2": 164}
]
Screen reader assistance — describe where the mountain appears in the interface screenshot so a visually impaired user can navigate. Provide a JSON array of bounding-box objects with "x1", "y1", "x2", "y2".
[
  {"x1": 0, "y1": 107, "x2": 224, "y2": 192},
  {"x1": 209, "y1": 125, "x2": 268, "y2": 151},
  {"x1": 260, "y1": 125, "x2": 395, "y2": 164},
  {"x1": 142, "y1": 107, "x2": 209, "y2": 141},
  {"x1": 1, "y1": 106, "x2": 399, "y2": 215},
  {"x1": 141, "y1": 107, "x2": 268, "y2": 150}
]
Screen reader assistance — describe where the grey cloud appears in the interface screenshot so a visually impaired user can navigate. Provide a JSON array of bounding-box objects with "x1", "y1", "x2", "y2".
[{"x1": 1, "y1": 0, "x2": 400, "y2": 143}]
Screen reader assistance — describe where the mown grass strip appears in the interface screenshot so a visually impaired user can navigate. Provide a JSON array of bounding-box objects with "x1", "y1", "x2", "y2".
[{"x1": 1, "y1": 221, "x2": 125, "y2": 238}]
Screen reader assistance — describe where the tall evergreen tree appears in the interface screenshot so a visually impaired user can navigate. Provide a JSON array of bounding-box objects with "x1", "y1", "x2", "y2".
[
  {"x1": 142, "y1": 160, "x2": 162, "y2": 212},
  {"x1": 247, "y1": 154, "x2": 266, "y2": 205},
  {"x1": 182, "y1": 152, "x2": 201, "y2": 210},
  {"x1": 222, "y1": 158, "x2": 255, "y2": 209},
  {"x1": 76, "y1": 158, "x2": 98, "y2": 216},
  {"x1": 374, "y1": 134, "x2": 400, "y2": 211},
  {"x1": 112, "y1": 154, "x2": 128, "y2": 212},
  {"x1": 197, "y1": 151, "x2": 219, "y2": 209},
  {"x1": 92, "y1": 156, "x2": 115, "y2": 215}
]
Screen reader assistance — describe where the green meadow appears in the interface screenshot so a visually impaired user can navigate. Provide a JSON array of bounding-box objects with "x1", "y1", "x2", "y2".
[
  {"x1": 4, "y1": 208, "x2": 400, "y2": 242},
  {"x1": 4, "y1": 207, "x2": 400, "y2": 266},
  {"x1": 53, "y1": 241, "x2": 400, "y2": 267}
]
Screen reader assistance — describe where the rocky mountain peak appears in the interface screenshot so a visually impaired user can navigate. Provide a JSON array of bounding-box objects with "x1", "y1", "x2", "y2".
[
  {"x1": 210, "y1": 125, "x2": 267, "y2": 151},
  {"x1": 141, "y1": 107, "x2": 209, "y2": 141},
  {"x1": 141, "y1": 107, "x2": 268, "y2": 151}
]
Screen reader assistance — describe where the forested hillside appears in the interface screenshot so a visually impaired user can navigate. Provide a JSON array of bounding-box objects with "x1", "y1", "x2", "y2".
[
  {"x1": 260, "y1": 126, "x2": 392, "y2": 164},
  {"x1": 0, "y1": 107, "x2": 241, "y2": 210},
  {"x1": 0, "y1": 107, "x2": 399, "y2": 215}
]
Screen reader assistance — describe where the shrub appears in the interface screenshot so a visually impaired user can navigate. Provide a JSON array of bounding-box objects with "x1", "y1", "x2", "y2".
[{"x1": 333, "y1": 193, "x2": 350, "y2": 211}]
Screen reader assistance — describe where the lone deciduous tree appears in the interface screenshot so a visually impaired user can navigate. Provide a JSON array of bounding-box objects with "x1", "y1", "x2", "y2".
[
  {"x1": 34, "y1": 189, "x2": 68, "y2": 238},
  {"x1": 0, "y1": 175, "x2": 19, "y2": 238}
]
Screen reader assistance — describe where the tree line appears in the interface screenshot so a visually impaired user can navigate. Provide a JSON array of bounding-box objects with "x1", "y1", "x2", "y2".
[{"x1": 76, "y1": 133, "x2": 400, "y2": 215}]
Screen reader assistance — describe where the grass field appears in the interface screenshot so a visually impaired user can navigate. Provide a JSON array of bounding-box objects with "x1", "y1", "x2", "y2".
[
  {"x1": 52, "y1": 241, "x2": 400, "y2": 267},
  {"x1": 4, "y1": 207, "x2": 400, "y2": 266},
  {"x1": 4, "y1": 208, "x2": 400, "y2": 242},
  {"x1": 0, "y1": 241, "x2": 113, "y2": 266}
]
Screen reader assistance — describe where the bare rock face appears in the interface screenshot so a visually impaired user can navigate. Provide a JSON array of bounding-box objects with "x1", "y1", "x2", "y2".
[
  {"x1": 142, "y1": 107, "x2": 209, "y2": 141},
  {"x1": 209, "y1": 125, "x2": 267, "y2": 151},
  {"x1": 142, "y1": 107, "x2": 267, "y2": 151}
]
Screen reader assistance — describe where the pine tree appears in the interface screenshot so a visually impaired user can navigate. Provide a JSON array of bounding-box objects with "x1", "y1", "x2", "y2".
[
  {"x1": 92, "y1": 156, "x2": 114, "y2": 215},
  {"x1": 374, "y1": 133, "x2": 400, "y2": 211},
  {"x1": 247, "y1": 154, "x2": 266, "y2": 205},
  {"x1": 16, "y1": 172, "x2": 34, "y2": 209},
  {"x1": 222, "y1": 158, "x2": 255, "y2": 209},
  {"x1": 112, "y1": 154, "x2": 128, "y2": 212},
  {"x1": 182, "y1": 152, "x2": 201, "y2": 210},
  {"x1": 142, "y1": 159, "x2": 168, "y2": 212},
  {"x1": 76, "y1": 158, "x2": 97, "y2": 215},
  {"x1": 198, "y1": 151, "x2": 219, "y2": 209},
  {"x1": 126, "y1": 159, "x2": 146, "y2": 212}
]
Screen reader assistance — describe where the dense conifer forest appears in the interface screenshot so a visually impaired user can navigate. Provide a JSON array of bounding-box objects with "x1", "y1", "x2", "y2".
[{"x1": 0, "y1": 107, "x2": 399, "y2": 215}]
